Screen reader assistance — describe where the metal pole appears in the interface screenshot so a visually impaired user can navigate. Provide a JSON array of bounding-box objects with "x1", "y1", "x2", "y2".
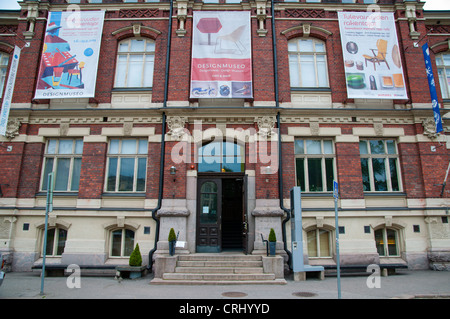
[
  {"x1": 40, "y1": 172, "x2": 53, "y2": 295},
  {"x1": 333, "y1": 181, "x2": 341, "y2": 299},
  {"x1": 334, "y1": 195, "x2": 341, "y2": 299}
]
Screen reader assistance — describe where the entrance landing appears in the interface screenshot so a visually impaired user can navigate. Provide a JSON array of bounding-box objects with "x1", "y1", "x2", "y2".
[{"x1": 151, "y1": 253, "x2": 286, "y2": 285}]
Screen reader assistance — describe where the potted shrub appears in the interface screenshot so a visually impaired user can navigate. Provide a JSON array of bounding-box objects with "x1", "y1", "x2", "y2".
[
  {"x1": 168, "y1": 228, "x2": 177, "y2": 256},
  {"x1": 268, "y1": 228, "x2": 276, "y2": 256},
  {"x1": 129, "y1": 243, "x2": 142, "y2": 267},
  {"x1": 116, "y1": 243, "x2": 146, "y2": 279}
]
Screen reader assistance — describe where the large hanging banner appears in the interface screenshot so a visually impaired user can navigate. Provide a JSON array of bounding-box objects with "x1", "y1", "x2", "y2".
[
  {"x1": 338, "y1": 12, "x2": 408, "y2": 100},
  {"x1": 34, "y1": 10, "x2": 104, "y2": 99},
  {"x1": 190, "y1": 11, "x2": 252, "y2": 99}
]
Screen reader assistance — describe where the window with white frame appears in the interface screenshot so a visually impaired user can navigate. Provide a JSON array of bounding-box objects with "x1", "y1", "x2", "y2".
[
  {"x1": 41, "y1": 139, "x2": 83, "y2": 192},
  {"x1": 0, "y1": 51, "x2": 9, "y2": 98},
  {"x1": 307, "y1": 228, "x2": 332, "y2": 258},
  {"x1": 106, "y1": 138, "x2": 148, "y2": 192},
  {"x1": 114, "y1": 38, "x2": 155, "y2": 88},
  {"x1": 359, "y1": 139, "x2": 401, "y2": 192},
  {"x1": 110, "y1": 228, "x2": 135, "y2": 257},
  {"x1": 288, "y1": 38, "x2": 329, "y2": 88},
  {"x1": 294, "y1": 139, "x2": 335, "y2": 192},
  {"x1": 42, "y1": 227, "x2": 67, "y2": 256},
  {"x1": 436, "y1": 53, "x2": 450, "y2": 99},
  {"x1": 374, "y1": 227, "x2": 399, "y2": 257}
]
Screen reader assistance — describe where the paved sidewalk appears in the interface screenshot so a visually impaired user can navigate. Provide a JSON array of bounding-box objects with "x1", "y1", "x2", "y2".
[{"x1": 0, "y1": 269, "x2": 449, "y2": 300}]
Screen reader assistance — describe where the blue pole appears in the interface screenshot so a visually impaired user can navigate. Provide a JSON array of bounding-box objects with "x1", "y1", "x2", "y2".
[{"x1": 40, "y1": 173, "x2": 53, "y2": 295}]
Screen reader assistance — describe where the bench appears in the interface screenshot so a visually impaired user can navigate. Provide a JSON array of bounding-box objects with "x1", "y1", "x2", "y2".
[
  {"x1": 323, "y1": 263, "x2": 408, "y2": 276},
  {"x1": 32, "y1": 264, "x2": 117, "y2": 277}
]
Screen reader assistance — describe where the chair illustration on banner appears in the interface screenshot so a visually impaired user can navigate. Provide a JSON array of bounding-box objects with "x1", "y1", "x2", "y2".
[
  {"x1": 363, "y1": 39, "x2": 390, "y2": 71},
  {"x1": 214, "y1": 25, "x2": 246, "y2": 55}
]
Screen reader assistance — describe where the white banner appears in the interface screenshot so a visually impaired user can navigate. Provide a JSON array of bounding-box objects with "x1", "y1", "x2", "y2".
[
  {"x1": 34, "y1": 10, "x2": 104, "y2": 99},
  {"x1": 0, "y1": 45, "x2": 21, "y2": 136},
  {"x1": 190, "y1": 11, "x2": 252, "y2": 99},
  {"x1": 338, "y1": 12, "x2": 408, "y2": 100}
]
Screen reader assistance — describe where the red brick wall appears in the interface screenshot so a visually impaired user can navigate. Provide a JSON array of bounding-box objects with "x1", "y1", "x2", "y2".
[
  {"x1": 78, "y1": 142, "x2": 107, "y2": 199},
  {"x1": 335, "y1": 142, "x2": 365, "y2": 199}
]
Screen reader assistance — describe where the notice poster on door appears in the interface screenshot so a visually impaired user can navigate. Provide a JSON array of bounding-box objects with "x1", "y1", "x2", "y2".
[
  {"x1": 190, "y1": 11, "x2": 252, "y2": 99},
  {"x1": 34, "y1": 10, "x2": 104, "y2": 99},
  {"x1": 338, "y1": 12, "x2": 408, "y2": 100}
]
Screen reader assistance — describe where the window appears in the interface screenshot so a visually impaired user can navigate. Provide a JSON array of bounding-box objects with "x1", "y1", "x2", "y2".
[
  {"x1": 110, "y1": 229, "x2": 135, "y2": 257},
  {"x1": 114, "y1": 38, "x2": 155, "y2": 88},
  {"x1": 294, "y1": 139, "x2": 335, "y2": 192},
  {"x1": 43, "y1": 227, "x2": 67, "y2": 256},
  {"x1": 0, "y1": 51, "x2": 9, "y2": 98},
  {"x1": 288, "y1": 38, "x2": 329, "y2": 88},
  {"x1": 359, "y1": 139, "x2": 401, "y2": 192},
  {"x1": 436, "y1": 53, "x2": 450, "y2": 99},
  {"x1": 106, "y1": 138, "x2": 148, "y2": 192},
  {"x1": 198, "y1": 141, "x2": 244, "y2": 173},
  {"x1": 41, "y1": 139, "x2": 83, "y2": 192},
  {"x1": 307, "y1": 228, "x2": 331, "y2": 258},
  {"x1": 375, "y1": 228, "x2": 399, "y2": 257}
]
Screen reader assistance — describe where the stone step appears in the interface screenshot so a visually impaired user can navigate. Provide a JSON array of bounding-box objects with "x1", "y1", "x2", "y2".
[
  {"x1": 177, "y1": 254, "x2": 262, "y2": 262},
  {"x1": 162, "y1": 272, "x2": 276, "y2": 281},
  {"x1": 151, "y1": 278, "x2": 287, "y2": 285},
  {"x1": 177, "y1": 260, "x2": 263, "y2": 268},
  {"x1": 175, "y1": 267, "x2": 264, "y2": 274}
]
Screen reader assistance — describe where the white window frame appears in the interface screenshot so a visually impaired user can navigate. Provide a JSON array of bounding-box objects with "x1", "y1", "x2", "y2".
[
  {"x1": 114, "y1": 38, "x2": 155, "y2": 88},
  {"x1": 294, "y1": 139, "x2": 336, "y2": 192},
  {"x1": 0, "y1": 51, "x2": 9, "y2": 98},
  {"x1": 359, "y1": 139, "x2": 402, "y2": 192},
  {"x1": 41, "y1": 227, "x2": 68, "y2": 257},
  {"x1": 436, "y1": 52, "x2": 450, "y2": 99},
  {"x1": 307, "y1": 228, "x2": 332, "y2": 258},
  {"x1": 374, "y1": 227, "x2": 400, "y2": 257},
  {"x1": 110, "y1": 228, "x2": 135, "y2": 257},
  {"x1": 105, "y1": 138, "x2": 148, "y2": 192},
  {"x1": 288, "y1": 38, "x2": 329, "y2": 88},
  {"x1": 41, "y1": 138, "x2": 83, "y2": 192}
]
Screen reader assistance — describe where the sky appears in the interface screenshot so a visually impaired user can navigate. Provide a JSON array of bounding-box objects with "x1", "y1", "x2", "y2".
[{"x1": 0, "y1": 0, "x2": 449, "y2": 11}]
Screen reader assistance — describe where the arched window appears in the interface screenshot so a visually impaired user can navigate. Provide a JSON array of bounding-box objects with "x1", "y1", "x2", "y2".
[
  {"x1": 198, "y1": 141, "x2": 244, "y2": 173},
  {"x1": 42, "y1": 227, "x2": 67, "y2": 257},
  {"x1": 307, "y1": 228, "x2": 332, "y2": 258},
  {"x1": 288, "y1": 38, "x2": 329, "y2": 88},
  {"x1": 436, "y1": 52, "x2": 450, "y2": 99},
  {"x1": 374, "y1": 227, "x2": 399, "y2": 257},
  {"x1": 110, "y1": 228, "x2": 135, "y2": 257},
  {"x1": 114, "y1": 38, "x2": 155, "y2": 88},
  {"x1": 0, "y1": 51, "x2": 9, "y2": 97}
]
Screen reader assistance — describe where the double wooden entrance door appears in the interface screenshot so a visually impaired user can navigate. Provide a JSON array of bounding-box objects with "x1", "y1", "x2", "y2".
[{"x1": 196, "y1": 174, "x2": 248, "y2": 253}]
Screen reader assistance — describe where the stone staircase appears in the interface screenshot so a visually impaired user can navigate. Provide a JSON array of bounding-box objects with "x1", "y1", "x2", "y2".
[{"x1": 151, "y1": 254, "x2": 286, "y2": 285}]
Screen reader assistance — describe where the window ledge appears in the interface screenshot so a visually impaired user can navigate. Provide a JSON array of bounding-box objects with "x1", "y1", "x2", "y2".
[
  {"x1": 290, "y1": 87, "x2": 331, "y2": 92},
  {"x1": 102, "y1": 193, "x2": 146, "y2": 197},
  {"x1": 364, "y1": 192, "x2": 406, "y2": 197},
  {"x1": 111, "y1": 87, "x2": 153, "y2": 92}
]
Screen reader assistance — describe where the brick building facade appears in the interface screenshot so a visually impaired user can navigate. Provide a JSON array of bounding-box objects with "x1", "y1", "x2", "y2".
[{"x1": 0, "y1": 0, "x2": 449, "y2": 276}]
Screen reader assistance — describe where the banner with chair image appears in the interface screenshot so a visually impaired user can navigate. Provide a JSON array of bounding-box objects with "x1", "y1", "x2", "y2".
[
  {"x1": 190, "y1": 11, "x2": 252, "y2": 99},
  {"x1": 34, "y1": 10, "x2": 104, "y2": 99},
  {"x1": 338, "y1": 12, "x2": 408, "y2": 100}
]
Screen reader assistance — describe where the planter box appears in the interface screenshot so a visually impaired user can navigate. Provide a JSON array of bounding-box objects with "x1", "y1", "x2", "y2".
[{"x1": 115, "y1": 265, "x2": 147, "y2": 279}]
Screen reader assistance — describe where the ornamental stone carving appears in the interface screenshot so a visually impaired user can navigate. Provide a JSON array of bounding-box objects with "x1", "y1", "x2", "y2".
[
  {"x1": 4, "y1": 118, "x2": 21, "y2": 140},
  {"x1": 422, "y1": 118, "x2": 438, "y2": 138},
  {"x1": 257, "y1": 116, "x2": 276, "y2": 139},
  {"x1": 167, "y1": 116, "x2": 187, "y2": 140}
]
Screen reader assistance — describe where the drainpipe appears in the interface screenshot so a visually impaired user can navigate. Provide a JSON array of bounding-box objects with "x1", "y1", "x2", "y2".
[
  {"x1": 148, "y1": 0, "x2": 173, "y2": 271},
  {"x1": 271, "y1": 0, "x2": 292, "y2": 268}
]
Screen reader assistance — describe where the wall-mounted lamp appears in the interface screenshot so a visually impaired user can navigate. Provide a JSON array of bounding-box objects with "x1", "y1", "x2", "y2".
[{"x1": 170, "y1": 166, "x2": 177, "y2": 175}]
